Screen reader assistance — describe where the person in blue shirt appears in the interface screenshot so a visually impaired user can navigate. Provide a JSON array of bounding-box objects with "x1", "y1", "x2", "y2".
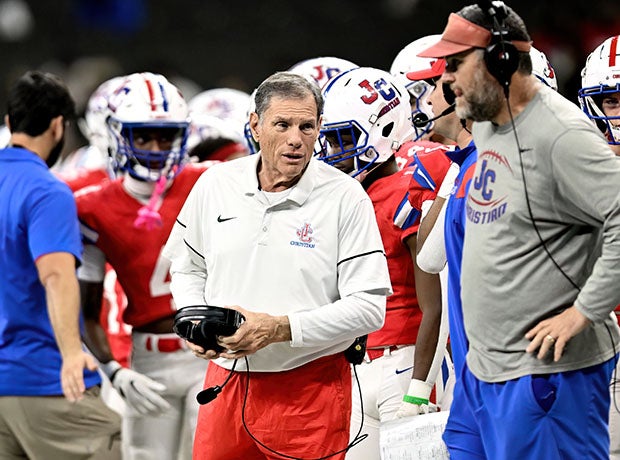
[
  {"x1": 0, "y1": 70, "x2": 120, "y2": 459},
  {"x1": 412, "y1": 79, "x2": 479, "y2": 457}
]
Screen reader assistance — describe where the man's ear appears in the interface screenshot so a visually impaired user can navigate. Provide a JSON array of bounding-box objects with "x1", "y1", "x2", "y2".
[
  {"x1": 4, "y1": 114, "x2": 10, "y2": 131},
  {"x1": 249, "y1": 112, "x2": 260, "y2": 142},
  {"x1": 49, "y1": 115, "x2": 64, "y2": 142}
]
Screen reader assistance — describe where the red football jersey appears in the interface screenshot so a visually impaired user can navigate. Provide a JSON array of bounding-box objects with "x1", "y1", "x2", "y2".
[
  {"x1": 394, "y1": 139, "x2": 452, "y2": 170},
  {"x1": 365, "y1": 167, "x2": 421, "y2": 348},
  {"x1": 407, "y1": 146, "x2": 453, "y2": 212},
  {"x1": 59, "y1": 168, "x2": 110, "y2": 194},
  {"x1": 60, "y1": 167, "x2": 132, "y2": 366},
  {"x1": 76, "y1": 165, "x2": 207, "y2": 328}
]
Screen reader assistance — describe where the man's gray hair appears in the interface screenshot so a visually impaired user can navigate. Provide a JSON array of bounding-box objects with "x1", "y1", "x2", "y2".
[{"x1": 254, "y1": 72, "x2": 323, "y2": 120}]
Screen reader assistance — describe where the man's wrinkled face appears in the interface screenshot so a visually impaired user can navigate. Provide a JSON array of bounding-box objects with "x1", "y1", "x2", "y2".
[{"x1": 251, "y1": 95, "x2": 319, "y2": 186}]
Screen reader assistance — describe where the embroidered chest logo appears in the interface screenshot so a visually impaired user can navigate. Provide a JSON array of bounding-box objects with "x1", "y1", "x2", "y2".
[
  {"x1": 467, "y1": 150, "x2": 512, "y2": 225},
  {"x1": 290, "y1": 223, "x2": 315, "y2": 248}
]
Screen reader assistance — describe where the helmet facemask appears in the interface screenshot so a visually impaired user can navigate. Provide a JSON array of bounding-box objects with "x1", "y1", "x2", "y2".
[
  {"x1": 319, "y1": 121, "x2": 379, "y2": 177},
  {"x1": 579, "y1": 36, "x2": 620, "y2": 145},
  {"x1": 109, "y1": 120, "x2": 189, "y2": 181},
  {"x1": 579, "y1": 84, "x2": 620, "y2": 145}
]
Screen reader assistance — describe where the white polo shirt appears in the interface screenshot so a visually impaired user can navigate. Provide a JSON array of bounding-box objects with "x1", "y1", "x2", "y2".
[{"x1": 164, "y1": 154, "x2": 391, "y2": 371}]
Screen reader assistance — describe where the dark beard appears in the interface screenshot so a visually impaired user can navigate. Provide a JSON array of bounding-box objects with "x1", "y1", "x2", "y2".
[
  {"x1": 455, "y1": 66, "x2": 504, "y2": 122},
  {"x1": 46, "y1": 136, "x2": 64, "y2": 168}
]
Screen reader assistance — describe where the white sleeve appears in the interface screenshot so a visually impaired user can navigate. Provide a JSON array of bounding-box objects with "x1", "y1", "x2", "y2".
[
  {"x1": 424, "y1": 266, "x2": 451, "y2": 386},
  {"x1": 417, "y1": 201, "x2": 448, "y2": 274},
  {"x1": 288, "y1": 193, "x2": 390, "y2": 346},
  {"x1": 163, "y1": 178, "x2": 208, "y2": 308},
  {"x1": 288, "y1": 290, "x2": 386, "y2": 347},
  {"x1": 77, "y1": 244, "x2": 106, "y2": 282}
]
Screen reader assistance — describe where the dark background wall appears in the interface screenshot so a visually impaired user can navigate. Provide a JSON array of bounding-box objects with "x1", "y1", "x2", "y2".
[{"x1": 1, "y1": 0, "x2": 619, "y2": 134}]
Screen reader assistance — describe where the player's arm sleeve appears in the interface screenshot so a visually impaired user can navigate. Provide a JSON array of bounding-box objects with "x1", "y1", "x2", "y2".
[
  {"x1": 288, "y1": 192, "x2": 391, "y2": 347},
  {"x1": 552, "y1": 129, "x2": 620, "y2": 320},
  {"x1": 77, "y1": 244, "x2": 106, "y2": 282},
  {"x1": 163, "y1": 177, "x2": 208, "y2": 308},
  {"x1": 417, "y1": 198, "x2": 448, "y2": 274}
]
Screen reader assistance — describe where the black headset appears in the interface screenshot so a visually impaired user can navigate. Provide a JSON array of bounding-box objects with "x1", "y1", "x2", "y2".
[{"x1": 478, "y1": 0, "x2": 520, "y2": 95}]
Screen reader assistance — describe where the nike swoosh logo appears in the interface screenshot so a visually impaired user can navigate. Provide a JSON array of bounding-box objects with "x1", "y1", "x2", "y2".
[
  {"x1": 217, "y1": 215, "x2": 237, "y2": 223},
  {"x1": 395, "y1": 366, "x2": 413, "y2": 375}
]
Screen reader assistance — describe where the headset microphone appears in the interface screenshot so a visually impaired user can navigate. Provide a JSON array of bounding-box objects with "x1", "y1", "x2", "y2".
[
  {"x1": 196, "y1": 358, "x2": 238, "y2": 405},
  {"x1": 413, "y1": 103, "x2": 456, "y2": 128}
]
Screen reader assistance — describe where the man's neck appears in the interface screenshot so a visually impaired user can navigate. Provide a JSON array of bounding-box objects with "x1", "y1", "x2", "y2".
[
  {"x1": 123, "y1": 174, "x2": 156, "y2": 203},
  {"x1": 456, "y1": 127, "x2": 473, "y2": 149},
  {"x1": 9, "y1": 133, "x2": 47, "y2": 161},
  {"x1": 256, "y1": 158, "x2": 306, "y2": 192},
  {"x1": 361, "y1": 156, "x2": 398, "y2": 189}
]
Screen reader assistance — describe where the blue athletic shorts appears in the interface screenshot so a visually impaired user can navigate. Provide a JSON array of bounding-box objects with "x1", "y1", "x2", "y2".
[{"x1": 443, "y1": 356, "x2": 617, "y2": 460}]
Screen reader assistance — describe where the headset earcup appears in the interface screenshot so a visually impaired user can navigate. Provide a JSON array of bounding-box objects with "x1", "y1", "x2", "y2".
[{"x1": 484, "y1": 41, "x2": 520, "y2": 88}]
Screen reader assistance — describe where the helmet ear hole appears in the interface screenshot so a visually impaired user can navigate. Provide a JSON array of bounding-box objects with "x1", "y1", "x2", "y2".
[{"x1": 381, "y1": 122, "x2": 394, "y2": 138}]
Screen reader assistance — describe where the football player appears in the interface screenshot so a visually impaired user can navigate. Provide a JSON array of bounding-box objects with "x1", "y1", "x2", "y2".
[
  {"x1": 289, "y1": 56, "x2": 359, "y2": 90},
  {"x1": 390, "y1": 35, "x2": 456, "y2": 170},
  {"x1": 579, "y1": 35, "x2": 620, "y2": 460},
  {"x1": 186, "y1": 87, "x2": 250, "y2": 162},
  {"x1": 319, "y1": 67, "x2": 450, "y2": 460},
  {"x1": 55, "y1": 76, "x2": 133, "y2": 375},
  {"x1": 75, "y1": 72, "x2": 209, "y2": 460},
  {"x1": 579, "y1": 35, "x2": 620, "y2": 156}
]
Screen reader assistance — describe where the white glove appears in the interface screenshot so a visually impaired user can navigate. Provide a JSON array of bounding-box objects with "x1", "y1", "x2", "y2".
[
  {"x1": 395, "y1": 378, "x2": 437, "y2": 419},
  {"x1": 437, "y1": 162, "x2": 460, "y2": 199},
  {"x1": 100, "y1": 360, "x2": 171, "y2": 415}
]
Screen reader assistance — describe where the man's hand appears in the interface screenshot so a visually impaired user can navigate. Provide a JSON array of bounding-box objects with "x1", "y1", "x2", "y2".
[
  {"x1": 216, "y1": 305, "x2": 291, "y2": 359},
  {"x1": 525, "y1": 305, "x2": 591, "y2": 362},
  {"x1": 61, "y1": 351, "x2": 98, "y2": 402}
]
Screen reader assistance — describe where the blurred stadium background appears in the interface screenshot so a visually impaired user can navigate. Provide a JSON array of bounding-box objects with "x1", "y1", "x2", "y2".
[{"x1": 1, "y1": 0, "x2": 619, "y2": 153}]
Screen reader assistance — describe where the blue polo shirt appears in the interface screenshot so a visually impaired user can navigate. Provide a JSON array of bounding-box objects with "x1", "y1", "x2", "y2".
[
  {"x1": 0, "y1": 146, "x2": 100, "y2": 395},
  {"x1": 444, "y1": 141, "x2": 477, "y2": 376}
]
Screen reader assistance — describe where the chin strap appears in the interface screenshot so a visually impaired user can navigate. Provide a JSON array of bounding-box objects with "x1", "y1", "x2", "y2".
[{"x1": 133, "y1": 169, "x2": 173, "y2": 230}]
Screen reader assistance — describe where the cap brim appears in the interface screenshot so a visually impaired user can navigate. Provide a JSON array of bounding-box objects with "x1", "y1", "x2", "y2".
[
  {"x1": 406, "y1": 59, "x2": 446, "y2": 81},
  {"x1": 417, "y1": 40, "x2": 474, "y2": 59}
]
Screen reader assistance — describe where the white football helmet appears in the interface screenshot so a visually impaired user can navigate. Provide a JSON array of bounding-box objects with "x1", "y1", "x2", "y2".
[
  {"x1": 106, "y1": 72, "x2": 190, "y2": 181},
  {"x1": 289, "y1": 56, "x2": 358, "y2": 90},
  {"x1": 390, "y1": 35, "x2": 445, "y2": 140},
  {"x1": 79, "y1": 75, "x2": 126, "y2": 159},
  {"x1": 187, "y1": 88, "x2": 250, "y2": 150},
  {"x1": 0, "y1": 124, "x2": 10, "y2": 148},
  {"x1": 579, "y1": 35, "x2": 620, "y2": 145},
  {"x1": 530, "y1": 46, "x2": 558, "y2": 91},
  {"x1": 243, "y1": 88, "x2": 259, "y2": 154},
  {"x1": 320, "y1": 67, "x2": 416, "y2": 177}
]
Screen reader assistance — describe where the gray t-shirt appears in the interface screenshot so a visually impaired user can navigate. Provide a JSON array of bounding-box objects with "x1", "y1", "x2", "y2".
[{"x1": 463, "y1": 84, "x2": 620, "y2": 382}]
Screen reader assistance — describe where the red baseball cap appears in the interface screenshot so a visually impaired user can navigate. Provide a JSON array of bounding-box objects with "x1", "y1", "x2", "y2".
[{"x1": 417, "y1": 13, "x2": 531, "y2": 59}]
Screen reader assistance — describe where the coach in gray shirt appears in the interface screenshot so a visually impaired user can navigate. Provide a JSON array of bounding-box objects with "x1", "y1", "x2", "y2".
[{"x1": 418, "y1": 3, "x2": 620, "y2": 460}]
